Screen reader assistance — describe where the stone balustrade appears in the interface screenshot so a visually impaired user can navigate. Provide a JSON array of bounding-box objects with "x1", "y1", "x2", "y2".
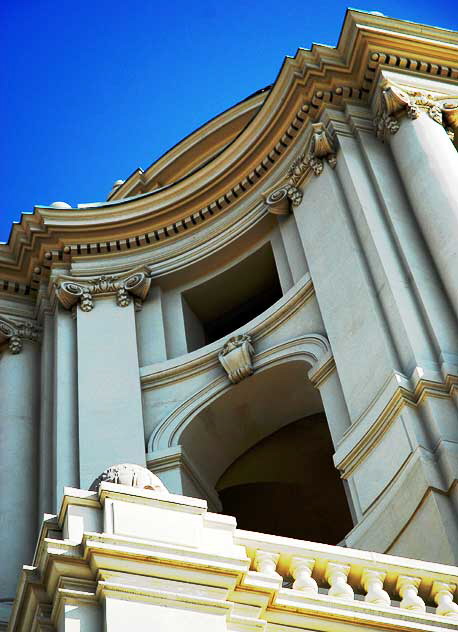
[
  {"x1": 235, "y1": 530, "x2": 458, "y2": 622},
  {"x1": 8, "y1": 484, "x2": 458, "y2": 631}
]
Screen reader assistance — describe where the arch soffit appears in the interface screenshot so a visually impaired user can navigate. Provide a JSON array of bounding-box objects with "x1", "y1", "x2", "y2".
[
  {"x1": 2, "y1": 11, "x2": 456, "y2": 280},
  {"x1": 147, "y1": 333, "x2": 332, "y2": 453}
]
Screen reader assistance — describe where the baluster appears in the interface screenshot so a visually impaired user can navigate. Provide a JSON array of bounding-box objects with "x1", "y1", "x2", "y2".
[
  {"x1": 362, "y1": 569, "x2": 391, "y2": 606},
  {"x1": 431, "y1": 581, "x2": 458, "y2": 618},
  {"x1": 396, "y1": 576, "x2": 425, "y2": 612},
  {"x1": 289, "y1": 556, "x2": 318, "y2": 594},
  {"x1": 326, "y1": 563, "x2": 354, "y2": 600},
  {"x1": 254, "y1": 550, "x2": 281, "y2": 577}
]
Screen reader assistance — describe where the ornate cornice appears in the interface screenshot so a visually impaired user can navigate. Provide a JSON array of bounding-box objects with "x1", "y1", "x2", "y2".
[
  {"x1": 54, "y1": 267, "x2": 151, "y2": 313},
  {"x1": 0, "y1": 316, "x2": 41, "y2": 354},
  {"x1": 1, "y1": 12, "x2": 458, "y2": 288},
  {"x1": 374, "y1": 81, "x2": 458, "y2": 141}
]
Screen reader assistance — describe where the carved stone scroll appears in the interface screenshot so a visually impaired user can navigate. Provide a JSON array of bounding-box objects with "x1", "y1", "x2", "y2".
[
  {"x1": 218, "y1": 333, "x2": 254, "y2": 384},
  {"x1": 264, "y1": 122, "x2": 337, "y2": 212},
  {"x1": 0, "y1": 317, "x2": 41, "y2": 354},
  {"x1": 54, "y1": 268, "x2": 152, "y2": 313},
  {"x1": 265, "y1": 185, "x2": 303, "y2": 215}
]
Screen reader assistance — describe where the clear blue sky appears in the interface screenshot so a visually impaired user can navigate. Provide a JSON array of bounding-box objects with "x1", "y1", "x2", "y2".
[{"x1": 1, "y1": 0, "x2": 456, "y2": 242}]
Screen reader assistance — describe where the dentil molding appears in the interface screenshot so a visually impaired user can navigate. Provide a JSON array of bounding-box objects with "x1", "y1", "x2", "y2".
[{"x1": 54, "y1": 267, "x2": 151, "y2": 313}]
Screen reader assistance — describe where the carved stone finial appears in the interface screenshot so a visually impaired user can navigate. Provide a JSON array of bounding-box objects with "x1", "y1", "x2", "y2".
[
  {"x1": 218, "y1": 333, "x2": 254, "y2": 384},
  {"x1": 0, "y1": 317, "x2": 41, "y2": 355},
  {"x1": 89, "y1": 463, "x2": 168, "y2": 493},
  {"x1": 54, "y1": 269, "x2": 152, "y2": 313}
]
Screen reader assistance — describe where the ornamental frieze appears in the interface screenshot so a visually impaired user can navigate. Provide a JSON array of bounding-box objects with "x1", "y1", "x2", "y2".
[
  {"x1": 0, "y1": 317, "x2": 41, "y2": 354},
  {"x1": 264, "y1": 122, "x2": 337, "y2": 215},
  {"x1": 54, "y1": 268, "x2": 152, "y2": 313},
  {"x1": 374, "y1": 81, "x2": 458, "y2": 142}
]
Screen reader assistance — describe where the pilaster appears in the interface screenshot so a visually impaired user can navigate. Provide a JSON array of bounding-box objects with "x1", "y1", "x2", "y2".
[{"x1": 0, "y1": 315, "x2": 40, "y2": 626}]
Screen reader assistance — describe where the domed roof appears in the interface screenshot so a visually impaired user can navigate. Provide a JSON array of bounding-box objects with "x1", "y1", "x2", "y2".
[
  {"x1": 49, "y1": 201, "x2": 72, "y2": 209},
  {"x1": 89, "y1": 463, "x2": 168, "y2": 493}
]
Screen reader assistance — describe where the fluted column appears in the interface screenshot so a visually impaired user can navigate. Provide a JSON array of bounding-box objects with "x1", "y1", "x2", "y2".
[
  {"x1": 375, "y1": 82, "x2": 458, "y2": 317},
  {"x1": 0, "y1": 321, "x2": 39, "y2": 624}
]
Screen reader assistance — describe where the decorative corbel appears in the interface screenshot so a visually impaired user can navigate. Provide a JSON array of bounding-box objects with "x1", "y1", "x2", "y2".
[
  {"x1": 307, "y1": 122, "x2": 337, "y2": 175},
  {"x1": 0, "y1": 317, "x2": 41, "y2": 354},
  {"x1": 218, "y1": 333, "x2": 254, "y2": 384},
  {"x1": 54, "y1": 268, "x2": 152, "y2": 313}
]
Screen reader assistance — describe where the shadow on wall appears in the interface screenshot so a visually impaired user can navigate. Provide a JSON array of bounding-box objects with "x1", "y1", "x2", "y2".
[{"x1": 217, "y1": 414, "x2": 353, "y2": 545}]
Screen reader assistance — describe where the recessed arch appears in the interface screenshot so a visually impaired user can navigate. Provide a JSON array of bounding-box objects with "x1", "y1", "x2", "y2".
[
  {"x1": 147, "y1": 334, "x2": 333, "y2": 453},
  {"x1": 147, "y1": 334, "x2": 353, "y2": 544}
]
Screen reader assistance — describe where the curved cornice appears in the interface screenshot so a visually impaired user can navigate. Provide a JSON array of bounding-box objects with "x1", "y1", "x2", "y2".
[
  {"x1": 108, "y1": 88, "x2": 269, "y2": 201},
  {"x1": 1, "y1": 10, "x2": 458, "y2": 287}
]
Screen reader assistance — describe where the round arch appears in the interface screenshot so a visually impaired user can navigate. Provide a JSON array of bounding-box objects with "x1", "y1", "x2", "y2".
[{"x1": 147, "y1": 334, "x2": 332, "y2": 453}]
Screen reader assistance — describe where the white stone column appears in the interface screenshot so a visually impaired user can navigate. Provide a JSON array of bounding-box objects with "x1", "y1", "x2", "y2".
[
  {"x1": 76, "y1": 298, "x2": 146, "y2": 488},
  {"x1": 38, "y1": 310, "x2": 54, "y2": 524},
  {"x1": 53, "y1": 304, "x2": 79, "y2": 509},
  {"x1": 309, "y1": 366, "x2": 351, "y2": 446},
  {"x1": 277, "y1": 214, "x2": 308, "y2": 284},
  {"x1": 383, "y1": 91, "x2": 458, "y2": 318},
  {"x1": 293, "y1": 162, "x2": 397, "y2": 422},
  {"x1": 0, "y1": 339, "x2": 39, "y2": 618}
]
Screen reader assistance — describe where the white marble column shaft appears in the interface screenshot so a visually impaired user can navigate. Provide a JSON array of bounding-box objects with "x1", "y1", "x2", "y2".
[
  {"x1": 390, "y1": 114, "x2": 458, "y2": 318},
  {"x1": 76, "y1": 298, "x2": 146, "y2": 489},
  {"x1": 53, "y1": 305, "x2": 79, "y2": 509},
  {"x1": 0, "y1": 341, "x2": 39, "y2": 615}
]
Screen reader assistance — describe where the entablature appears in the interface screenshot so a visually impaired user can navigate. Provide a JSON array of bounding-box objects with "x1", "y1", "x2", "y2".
[{"x1": 1, "y1": 10, "x2": 457, "y2": 294}]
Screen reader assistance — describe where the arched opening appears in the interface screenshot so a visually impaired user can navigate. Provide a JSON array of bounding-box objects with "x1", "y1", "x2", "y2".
[
  {"x1": 178, "y1": 359, "x2": 353, "y2": 545},
  {"x1": 217, "y1": 413, "x2": 352, "y2": 544}
]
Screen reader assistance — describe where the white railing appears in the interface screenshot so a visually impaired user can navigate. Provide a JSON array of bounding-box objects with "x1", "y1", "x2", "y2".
[{"x1": 235, "y1": 530, "x2": 458, "y2": 621}]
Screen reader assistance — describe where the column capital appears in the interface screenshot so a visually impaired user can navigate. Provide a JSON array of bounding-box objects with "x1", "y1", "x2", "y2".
[
  {"x1": 374, "y1": 80, "x2": 458, "y2": 142},
  {"x1": 0, "y1": 316, "x2": 41, "y2": 354},
  {"x1": 264, "y1": 122, "x2": 337, "y2": 214},
  {"x1": 53, "y1": 267, "x2": 152, "y2": 313}
]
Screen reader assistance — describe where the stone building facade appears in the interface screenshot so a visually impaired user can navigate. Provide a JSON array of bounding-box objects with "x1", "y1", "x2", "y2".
[{"x1": 1, "y1": 9, "x2": 458, "y2": 631}]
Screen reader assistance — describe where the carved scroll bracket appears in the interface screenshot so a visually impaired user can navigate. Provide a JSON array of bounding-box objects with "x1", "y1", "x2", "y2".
[
  {"x1": 0, "y1": 317, "x2": 41, "y2": 354},
  {"x1": 374, "y1": 81, "x2": 458, "y2": 142},
  {"x1": 54, "y1": 267, "x2": 152, "y2": 313},
  {"x1": 264, "y1": 122, "x2": 337, "y2": 215},
  {"x1": 218, "y1": 333, "x2": 254, "y2": 384}
]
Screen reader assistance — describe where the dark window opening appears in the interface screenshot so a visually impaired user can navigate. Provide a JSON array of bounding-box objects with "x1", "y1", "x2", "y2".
[{"x1": 183, "y1": 243, "x2": 282, "y2": 350}]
